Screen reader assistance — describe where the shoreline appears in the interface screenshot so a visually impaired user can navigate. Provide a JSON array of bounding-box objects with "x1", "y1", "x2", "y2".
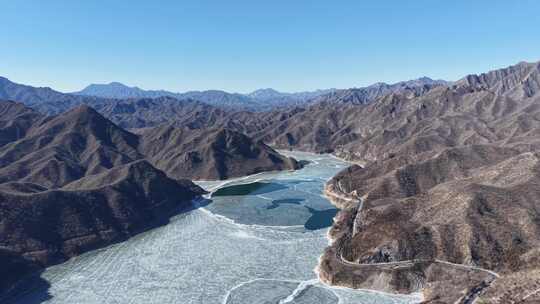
[
  {"x1": 318, "y1": 171, "x2": 500, "y2": 303},
  {"x1": 318, "y1": 181, "x2": 430, "y2": 298}
]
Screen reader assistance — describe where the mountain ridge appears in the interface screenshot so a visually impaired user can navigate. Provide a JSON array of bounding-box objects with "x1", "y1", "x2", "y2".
[
  {"x1": 71, "y1": 77, "x2": 446, "y2": 109},
  {"x1": 312, "y1": 59, "x2": 540, "y2": 303},
  {"x1": 2, "y1": 59, "x2": 540, "y2": 302}
]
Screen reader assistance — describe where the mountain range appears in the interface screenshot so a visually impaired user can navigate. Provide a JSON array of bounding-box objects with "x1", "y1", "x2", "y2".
[
  {"x1": 0, "y1": 74, "x2": 450, "y2": 130},
  {"x1": 69, "y1": 77, "x2": 445, "y2": 110},
  {"x1": 71, "y1": 82, "x2": 324, "y2": 111},
  {"x1": 2, "y1": 60, "x2": 540, "y2": 302},
  {"x1": 80, "y1": 59, "x2": 540, "y2": 303},
  {"x1": 315, "y1": 60, "x2": 540, "y2": 303}
]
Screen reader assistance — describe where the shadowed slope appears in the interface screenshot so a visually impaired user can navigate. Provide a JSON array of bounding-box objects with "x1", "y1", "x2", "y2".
[
  {"x1": 0, "y1": 104, "x2": 141, "y2": 188},
  {"x1": 0, "y1": 160, "x2": 204, "y2": 267},
  {"x1": 138, "y1": 125, "x2": 301, "y2": 180},
  {"x1": 0, "y1": 100, "x2": 42, "y2": 147}
]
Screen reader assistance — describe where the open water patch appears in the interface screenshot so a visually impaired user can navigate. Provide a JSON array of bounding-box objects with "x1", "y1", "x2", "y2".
[
  {"x1": 303, "y1": 207, "x2": 339, "y2": 230},
  {"x1": 212, "y1": 182, "x2": 288, "y2": 197}
]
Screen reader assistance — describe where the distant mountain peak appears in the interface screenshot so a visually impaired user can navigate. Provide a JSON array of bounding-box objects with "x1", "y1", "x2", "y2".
[
  {"x1": 248, "y1": 88, "x2": 285, "y2": 99},
  {"x1": 250, "y1": 88, "x2": 281, "y2": 94},
  {"x1": 73, "y1": 82, "x2": 159, "y2": 99},
  {"x1": 417, "y1": 76, "x2": 434, "y2": 81},
  {"x1": 107, "y1": 81, "x2": 130, "y2": 87}
]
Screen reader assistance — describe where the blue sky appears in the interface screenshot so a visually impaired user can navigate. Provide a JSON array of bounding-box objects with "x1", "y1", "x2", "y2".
[{"x1": 1, "y1": 0, "x2": 539, "y2": 93}]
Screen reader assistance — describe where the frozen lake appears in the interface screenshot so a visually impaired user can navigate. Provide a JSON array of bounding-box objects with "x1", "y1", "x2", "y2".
[{"x1": 4, "y1": 151, "x2": 421, "y2": 304}]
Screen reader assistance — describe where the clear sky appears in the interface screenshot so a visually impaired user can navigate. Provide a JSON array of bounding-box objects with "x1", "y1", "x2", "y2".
[{"x1": 1, "y1": 0, "x2": 539, "y2": 93}]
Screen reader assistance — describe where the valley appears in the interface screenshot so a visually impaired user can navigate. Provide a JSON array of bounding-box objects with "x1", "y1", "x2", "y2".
[
  {"x1": 1, "y1": 152, "x2": 421, "y2": 304},
  {"x1": 3, "y1": 2, "x2": 539, "y2": 302},
  {"x1": 2, "y1": 60, "x2": 540, "y2": 303}
]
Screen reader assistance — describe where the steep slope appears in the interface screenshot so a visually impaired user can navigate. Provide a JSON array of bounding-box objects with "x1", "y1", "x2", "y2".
[
  {"x1": 0, "y1": 102, "x2": 209, "y2": 294},
  {"x1": 138, "y1": 125, "x2": 301, "y2": 180},
  {"x1": 316, "y1": 60, "x2": 540, "y2": 303},
  {"x1": 0, "y1": 248, "x2": 42, "y2": 295},
  {"x1": 0, "y1": 100, "x2": 42, "y2": 147},
  {"x1": 333, "y1": 62, "x2": 540, "y2": 162},
  {"x1": 0, "y1": 160, "x2": 204, "y2": 267},
  {"x1": 153, "y1": 78, "x2": 449, "y2": 153},
  {"x1": 0, "y1": 100, "x2": 311, "y2": 295},
  {"x1": 322, "y1": 147, "x2": 540, "y2": 303},
  {"x1": 0, "y1": 101, "x2": 302, "y2": 183},
  {"x1": 143, "y1": 103, "x2": 368, "y2": 153},
  {"x1": 0, "y1": 104, "x2": 142, "y2": 188},
  {"x1": 0, "y1": 102, "x2": 210, "y2": 294},
  {"x1": 456, "y1": 61, "x2": 540, "y2": 99}
]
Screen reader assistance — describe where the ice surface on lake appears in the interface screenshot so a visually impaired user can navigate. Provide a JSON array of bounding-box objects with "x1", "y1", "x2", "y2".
[{"x1": 6, "y1": 151, "x2": 422, "y2": 304}]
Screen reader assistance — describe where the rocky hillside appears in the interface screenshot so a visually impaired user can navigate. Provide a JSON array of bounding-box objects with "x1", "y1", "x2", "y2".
[
  {"x1": 3, "y1": 60, "x2": 540, "y2": 301},
  {"x1": 0, "y1": 100, "x2": 42, "y2": 147},
  {"x1": 317, "y1": 60, "x2": 540, "y2": 303},
  {"x1": 137, "y1": 78, "x2": 449, "y2": 153},
  {"x1": 204, "y1": 61, "x2": 540, "y2": 159},
  {"x1": 0, "y1": 100, "x2": 296, "y2": 183},
  {"x1": 0, "y1": 100, "x2": 301, "y2": 294},
  {"x1": 138, "y1": 125, "x2": 300, "y2": 180},
  {"x1": 0, "y1": 160, "x2": 204, "y2": 264},
  {"x1": 456, "y1": 61, "x2": 540, "y2": 99},
  {"x1": 0, "y1": 102, "x2": 203, "y2": 293},
  {"x1": 0, "y1": 104, "x2": 141, "y2": 188},
  {"x1": 309, "y1": 77, "x2": 448, "y2": 105}
]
